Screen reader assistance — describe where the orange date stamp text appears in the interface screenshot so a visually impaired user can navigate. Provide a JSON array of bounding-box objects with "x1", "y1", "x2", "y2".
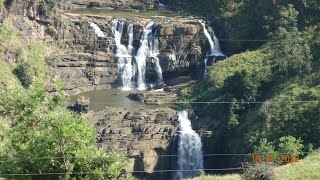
[{"x1": 251, "y1": 154, "x2": 300, "y2": 163}]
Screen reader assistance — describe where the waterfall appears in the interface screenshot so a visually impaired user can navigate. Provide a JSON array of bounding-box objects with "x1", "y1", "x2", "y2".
[
  {"x1": 135, "y1": 21, "x2": 162, "y2": 90},
  {"x1": 149, "y1": 27, "x2": 163, "y2": 85},
  {"x1": 213, "y1": 35, "x2": 225, "y2": 57},
  {"x1": 89, "y1": 22, "x2": 106, "y2": 38},
  {"x1": 127, "y1": 23, "x2": 134, "y2": 55},
  {"x1": 199, "y1": 20, "x2": 215, "y2": 55},
  {"x1": 111, "y1": 20, "x2": 135, "y2": 90},
  {"x1": 199, "y1": 20, "x2": 225, "y2": 78},
  {"x1": 174, "y1": 110, "x2": 203, "y2": 180},
  {"x1": 110, "y1": 20, "x2": 163, "y2": 91},
  {"x1": 199, "y1": 20, "x2": 224, "y2": 56},
  {"x1": 153, "y1": 57, "x2": 163, "y2": 84}
]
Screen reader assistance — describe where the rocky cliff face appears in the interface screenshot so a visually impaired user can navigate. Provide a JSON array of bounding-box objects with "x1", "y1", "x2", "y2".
[
  {"x1": 88, "y1": 107, "x2": 179, "y2": 179},
  {"x1": 52, "y1": 13, "x2": 210, "y2": 94}
]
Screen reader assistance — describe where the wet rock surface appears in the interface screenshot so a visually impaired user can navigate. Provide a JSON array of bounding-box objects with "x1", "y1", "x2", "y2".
[{"x1": 128, "y1": 91, "x2": 177, "y2": 105}]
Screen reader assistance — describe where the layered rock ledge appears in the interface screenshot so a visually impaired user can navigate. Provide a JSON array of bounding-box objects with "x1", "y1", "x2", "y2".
[{"x1": 87, "y1": 107, "x2": 179, "y2": 178}]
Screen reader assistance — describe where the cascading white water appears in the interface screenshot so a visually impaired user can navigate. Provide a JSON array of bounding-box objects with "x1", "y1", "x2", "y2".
[
  {"x1": 199, "y1": 20, "x2": 225, "y2": 78},
  {"x1": 111, "y1": 20, "x2": 163, "y2": 91},
  {"x1": 174, "y1": 110, "x2": 203, "y2": 180},
  {"x1": 153, "y1": 57, "x2": 163, "y2": 84},
  {"x1": 89, "y1": 22, "x2": 106, "y2": 38},
  {"x1": 135, "y1": 21, "x2": 163, "y2": 90},
  {"x1": 127, "y1": 23, "x2": 134, "y2": 55},
  {"x1": 213, "y1": 35, "x2": 224, "y2": 56},
  {"x1": 111, "y1": 20, "x2": 135, "y2": 90},
  {"x1": 149, "y1": 28, "x2": 163, "y2": 85},
  {"x1": 199, "y1": 20, "x2": 224, "y2": 56},
  {"x1": 199, "y1": 20, "x2": 215, "y2": 55}
]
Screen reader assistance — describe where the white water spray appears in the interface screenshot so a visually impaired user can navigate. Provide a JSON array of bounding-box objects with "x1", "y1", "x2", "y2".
[
  {"x1": 111, "y1": 20, "x2": 135, "y2": 90},
  {"x1": 135, "y1": 21, "x2": 163, "y2": 90},
  {"x1": 174, "y1": 110, "x2": 203, "y2": 180},
  {"x1": 199, "y1": 20, "x2": 225, "y2": 78},
  {"x1": 89, "y1": 22, "x2": 106, "y2": 38},
  {"x1": 110, "y1": 20, "x2": 163, "y2": 91}
]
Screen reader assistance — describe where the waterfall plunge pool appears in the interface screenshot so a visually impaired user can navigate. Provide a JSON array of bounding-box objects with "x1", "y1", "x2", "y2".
[
  {"x1": 67, "y1": 8, "x2": 185, "y2": 19},
  {"x1": 69, "y1": 88, "x2": 160, "y2": 112}
]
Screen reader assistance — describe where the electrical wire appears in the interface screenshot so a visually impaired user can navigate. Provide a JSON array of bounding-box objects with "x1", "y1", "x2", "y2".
[{"x1": 0, "y1": 168, "x2": 245, "y2": 176}]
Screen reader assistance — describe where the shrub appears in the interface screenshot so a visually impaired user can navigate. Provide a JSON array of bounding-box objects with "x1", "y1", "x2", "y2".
[
  {"x1": 0, "y1": 83, "x2": 128, "y2": 179},
  {"x1": 196, "y1": 169, "x2": 205, "y2": 177},
  {"x1": 14, "y1": 42, "x2": 48, "y2": 88},
  {"x1": 242, "y1": 162, "x2": 276, "y2": 180},
  {"x1": 278, "y1": 136, "x2": 304, "y2": 154}
]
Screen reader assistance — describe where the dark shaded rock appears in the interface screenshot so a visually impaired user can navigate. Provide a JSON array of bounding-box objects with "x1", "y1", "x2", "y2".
[{"x1": 69, "y1": 95, "x2": 90, "y2": 113}]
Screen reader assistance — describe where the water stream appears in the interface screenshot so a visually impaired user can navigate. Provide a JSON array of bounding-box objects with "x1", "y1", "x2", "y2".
[
  {"x1": 89, "y1": 22, "x2": 106, "y2": 37},
  {"x1": 199, "y1": 20, "x2": 225, "y2": 78},
  {"x1": 111, "y1": 20, "x2": 163, "y2": 91},
  {"x1": 173, "y1": 110, "x2": 203, "y2": 180},
  {"x1": 112, "y1": 20, "x2": 135, "y2": 90}
]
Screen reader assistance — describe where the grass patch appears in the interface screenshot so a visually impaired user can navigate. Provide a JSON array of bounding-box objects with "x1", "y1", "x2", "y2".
[
  {"x1": 274, "y1": 149, "x2": 320, "y2": 180},
  {"x1": 188, "y1": 174, "x2": 241, "y2": 180},
  {"x1": 189, "y1": 149, "x2": 320, "y2": 180}
]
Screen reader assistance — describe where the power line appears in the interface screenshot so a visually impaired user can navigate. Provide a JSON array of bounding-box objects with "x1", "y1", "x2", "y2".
[
  {"x1": 0, "y1": 152, "x2": 308, "y2": 160},
  {"x1": 0, "y1": 168, "x2": 244, "y2": 176},
  {"x1": 76, "y1": 100, "x2": 320, "y2": 105}
]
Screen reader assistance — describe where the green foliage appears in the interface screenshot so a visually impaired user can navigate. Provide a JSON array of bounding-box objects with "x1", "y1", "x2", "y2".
[
  {"x1": 227, "y1": 99, "x2": 240, "y2": 128},
  {"x1": 0, "y1": 21, "x2": 21, "y2": 55},
  {"x1": 258, "y1": 78, "x2": 320, "y2": 147},
  {"x1": 14, "y1": 42, "x2": 48, "y2": 88},
  {"x1": 36, "y1": 0, "x2": 60, "y2": 14},
  {"x1": 254, "y1": 139, "x2": 276, "y2": 155},
  {"x1": 0, "y1": 84, "x2": 127, "y2": 179},
  {"x1": 208, "y1": 50, "x2": 272, "y2": 87},
  {"x1": 269, "y1": 5, "x2": 312, "y2": 76},
  {"x1": 278, "y1": 136, "x2": 304, "y2": 155},
  {"x1": 180, "y1": 50, "x2": 272, "y2": 126},
  {"x1": 195, "y1": 169, "x2": 205, "y2": 177},
  {"x1": 0, "y1": 60, "x2": 21, "y2": 92}
]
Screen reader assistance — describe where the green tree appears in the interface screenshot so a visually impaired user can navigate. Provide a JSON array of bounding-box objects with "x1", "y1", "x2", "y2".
[
  {"x1": 0, "y1": 83, "x2": 127, "y2": 179},
  {"x1": 278, "y1": 136, "x2": 304, "y2": 155},
  {"x1": 254, "y1": 138, "x2": 276, "y2": 154},
  {"x1": 270, "y1": 4, "x2": 312, "y2": 76}
]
